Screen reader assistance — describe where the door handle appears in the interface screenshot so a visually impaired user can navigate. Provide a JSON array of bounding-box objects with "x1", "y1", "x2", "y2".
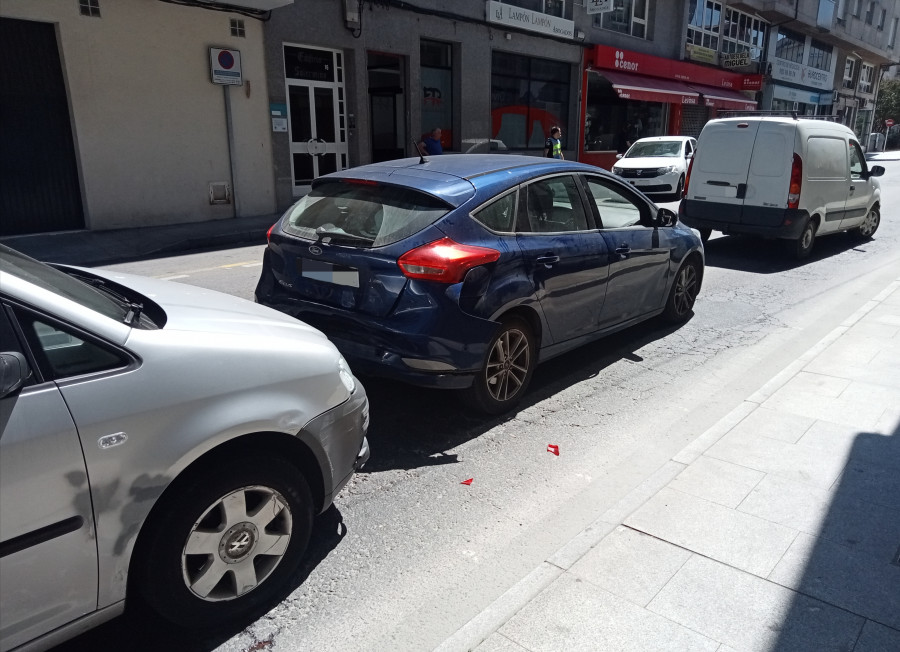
[
  {"x1": 615, "y1": 245, "x2": 631, "y2": 255},
  {"x1": 535, "y1": 254, "x2": 560, "y2": 267},
  {"x1": 848, "y1": 185, "x2": 855, "y2": 194}
]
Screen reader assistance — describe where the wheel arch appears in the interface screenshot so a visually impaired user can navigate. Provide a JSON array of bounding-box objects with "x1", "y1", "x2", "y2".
[{"x1": 494, "y1": 304, "x2": 543, "y2": 344}]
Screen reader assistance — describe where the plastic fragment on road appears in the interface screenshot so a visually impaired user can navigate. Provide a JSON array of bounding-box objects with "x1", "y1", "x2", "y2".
[
  {"x1": 460, "y1": 478, "x2": 473, "y2": 485},
  {"x1": 547, "y1": 444, "x2": 559, "y2": 456}
]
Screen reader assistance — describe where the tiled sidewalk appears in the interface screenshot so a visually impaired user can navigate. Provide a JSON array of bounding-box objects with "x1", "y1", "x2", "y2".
[{"x1": 439, "y1": 278, "x2": 900, "y2": 652}]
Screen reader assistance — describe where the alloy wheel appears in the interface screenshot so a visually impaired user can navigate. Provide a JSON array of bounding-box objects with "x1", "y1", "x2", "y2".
[
  {"x1": 484, "y1": 328, "x2": 531, "y2": 403},
  {"x1": 672, "y1": 264, "x2": 698, "y2": 316}
]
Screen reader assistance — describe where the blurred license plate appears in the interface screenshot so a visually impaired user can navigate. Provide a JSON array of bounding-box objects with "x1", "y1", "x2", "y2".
[{"x1": 299, "y1": 259, "x2": 359, "y2": 287}]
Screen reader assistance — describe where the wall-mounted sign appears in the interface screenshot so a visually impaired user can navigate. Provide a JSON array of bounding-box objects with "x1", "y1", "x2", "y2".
[
  {"x1": 486, "y1": 0, "x2": 575, "y2": 39},
  {"x1": 771, "y1": 57, "x2": 834, "y2": 91},
  {"x1": 773, "y1": 84, "x2": 827, "y2": 105},
  {"x1": 685, "y1": 44, "x2": 717, "y2": 66},
  {"x1": 210, "y1": 48, "x2": 242, "y2": 86},
  {"x1": 270, "y1": 102, "x2": 288, "y2": 133},
  {"x1": 721, "y1": 50, "x2": 751, "y2": 69},
  {"x1": 585, "y1": 0, "x2": 613, "y2": 14}
]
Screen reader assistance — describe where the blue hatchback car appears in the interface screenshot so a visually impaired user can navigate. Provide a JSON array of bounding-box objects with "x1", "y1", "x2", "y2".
[{"x1": 256, "y1": 154, "x2": 703, "y2": 414}]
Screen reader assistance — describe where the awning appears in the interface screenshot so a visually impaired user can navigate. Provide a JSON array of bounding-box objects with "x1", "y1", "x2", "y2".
[
  {"x1": 686, "y1": 83, "x2": 757, "y2": 110},
  {"x1": 597, "y1": 69, "x2": 700, "y2": 105}
]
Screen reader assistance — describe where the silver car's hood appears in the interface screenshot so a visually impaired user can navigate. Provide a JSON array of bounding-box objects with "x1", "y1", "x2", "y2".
[
  {"x1": 615, "y1": 156, "x2": 683, "y2": 169},
  {"x1": 84, "y1": 267, "x2": 329, "y2": 341}
]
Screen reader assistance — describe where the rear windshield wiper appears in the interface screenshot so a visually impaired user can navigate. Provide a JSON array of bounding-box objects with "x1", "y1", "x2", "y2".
[{"x1": 315, "y1": 224, "x2": 375, "y2": 246}]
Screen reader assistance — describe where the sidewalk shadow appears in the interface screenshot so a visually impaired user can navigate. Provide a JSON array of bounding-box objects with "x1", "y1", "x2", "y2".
[
  {"x1": 703, "y1": 231, "x2": 872, "y2": 274},
  {"x1": 770, "y1": 421, "x2": 900, "y2": 651},
  {"x1": 358, "y1": 314, "x2": 688, "y2": 473},
  {"x1": 51, "y1": 506, "x2": 347, "y2": 652}
]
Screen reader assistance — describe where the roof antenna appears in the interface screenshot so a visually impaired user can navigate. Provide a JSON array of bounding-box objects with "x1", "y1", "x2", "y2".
[{"x1": 412, "y1": 138, "x2": 426, "y2": 164}]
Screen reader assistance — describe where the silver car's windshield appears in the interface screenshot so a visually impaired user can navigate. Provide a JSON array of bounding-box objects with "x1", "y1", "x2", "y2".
[
  {"x1": 0, "y1": 245, "x2": 128, "y2": 322},
  {"x1": 626, "y1": 141, "x2": 682, "y2": 158}
]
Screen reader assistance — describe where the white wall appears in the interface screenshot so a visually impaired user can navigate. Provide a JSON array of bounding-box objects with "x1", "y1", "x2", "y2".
[{"x1": 1, "y1": 0, "x2": 276, "y2": 229}]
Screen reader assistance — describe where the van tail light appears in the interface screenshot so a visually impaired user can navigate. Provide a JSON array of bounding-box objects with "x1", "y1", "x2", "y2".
[
  {"x1": 788, "y1": 153, "x2": 802, "y2": 209},
  {"x1": 398, "y1": 237, "x2": 500, "y2": 284},
  {"x1": 683, "y1": 152, "x2": 695, "y2": 198}
]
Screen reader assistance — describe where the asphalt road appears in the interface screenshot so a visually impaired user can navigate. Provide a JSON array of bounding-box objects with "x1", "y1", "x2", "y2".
[{"x1": 55, "y1": 161, "x2": 900, "y2": 652}]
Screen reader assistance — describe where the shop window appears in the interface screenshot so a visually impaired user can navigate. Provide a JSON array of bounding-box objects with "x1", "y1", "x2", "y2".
[
  {"x1": 686, "y1": 1, "x2": 722, "y2": 51},
  {"x1": 595, "y1": 0, "x2": 648, "y2": 40},
  {"x1": 858, "y1": 63, "x2": 874, "y2": 93},
  {"x1": 491, "y1": 52, "x2": 570, "y2": 151},
  {"x1": 421, "y1": 40, "x2": 453, "y2": 148},
  {"x1": 583, "y1": 72, "x2": 666, "y2": 153},
  {"x1": 721, "y1": 7, "x2": 767, "y2": 61},
  {"x1": 499, "y1": 0, "x2": 572, "y2": 20},
  {"x1": 807, "y1": 40, "x2": 833, "y2": 71},
  {"x1": 775, "y1": 27, "x2": 805, "y2": 63},
  {"x1": 843, "y1": 58, "x2": 857, "y2": 89}
]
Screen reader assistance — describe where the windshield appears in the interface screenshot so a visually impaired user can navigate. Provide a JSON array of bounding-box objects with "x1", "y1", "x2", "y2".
[
  {"x1": 626, "y1": 141, "x2": 682, "y2": 158},
  {"x1": 1, "y1": 244, "x2": 128, "y2": 322},
  {"x1": 281, "y1": 181, "x2": 451, "y2": 248}
]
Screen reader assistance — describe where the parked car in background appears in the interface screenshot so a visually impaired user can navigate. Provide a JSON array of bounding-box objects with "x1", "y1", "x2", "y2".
[
  {"x1": 611, "y1": 136, "x2": 697, "y2": 198},
  {"x1": 0, "y1": 244, "x2": 369, "y2": 651},
  {"x1": 679, "y1": 116, "x2": 884, "y2": 258},
  {"x1": 256, "y1": 155, "x2": 704, "y2": 415}
]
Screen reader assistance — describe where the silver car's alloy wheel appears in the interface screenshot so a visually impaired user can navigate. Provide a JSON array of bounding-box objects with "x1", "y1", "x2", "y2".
[
  {"x1": 182, "y1": 485, "x2": 292, "y2": 602},
  {"x1": 858, "y1": 207, "x2": 880, "y2": 238},
  {"x1": 485, "y1": 327, "x2": 531, "y2": 403},
  {"x1": 672, "y1": 264, "x2": 698, "y2": 317}
]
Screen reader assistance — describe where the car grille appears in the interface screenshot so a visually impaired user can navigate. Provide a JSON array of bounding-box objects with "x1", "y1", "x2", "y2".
[{"x1": 619, "y1": 168, "x2": 663, "y2": 179}]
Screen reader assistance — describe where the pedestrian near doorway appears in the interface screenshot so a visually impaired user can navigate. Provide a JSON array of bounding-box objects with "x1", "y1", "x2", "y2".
[
  {"x1": 418, "y1": 127, "x2": 443, "y2": 155},
  {"x1": 544, "y1": 126, "x2": 564, "y2": 159}
]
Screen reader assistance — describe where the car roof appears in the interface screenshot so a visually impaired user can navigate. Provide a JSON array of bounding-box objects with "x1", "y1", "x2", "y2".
[
  {"x1": 318, "y1": 155, "x2": 615, "y2": 207},
  {"x1": 632, "y1": 136, "x2": 692, "y2": 143}
]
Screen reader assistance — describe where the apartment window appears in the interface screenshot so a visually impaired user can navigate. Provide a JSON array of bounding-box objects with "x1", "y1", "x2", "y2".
[
  {"x1": 686, "y1": 1, "x2": 722, "y2": 51},
  {"x1": 79, "y1": 0, "x2": 100, "y2": 17},
  {"x1": 722, "y1": 7, "x2": 767, "y2": 61},
  {"x1": 851, "y1": 0, "x2": 862, "y2": 17},
  {"x1": 889, "y1": 17, "x2": 899, "y2": 47},
  {"x1": 843, "y1": 57, "x2": 857, "y2": 89},
  {"x1": 502, "y1": 0, "x2": 572, "y2": 20},
  {"x1": 491, "y1": 52, "x2": 570, "y2": 150},
  {"x1": 858, "y1": 62, "x2": 875, "y2": 93},
  {"x1": 230, "y1": 19, "x2": 245, "y2": 37},
  {"x1": 595, "y1": 0, "x2": 648, "y2": 39},
  {"x1": 807, "y1": 40, "x2": 833, "y2": 71},
  {"x1": 864, "y1": 1, "x2": 874, "y2": 24},
  {"x1": 878, "y1": 8, "x2": 886, "y2": 29},
  {"x1": 775, "y1": 28, "x2": 805, "y2": 63}
]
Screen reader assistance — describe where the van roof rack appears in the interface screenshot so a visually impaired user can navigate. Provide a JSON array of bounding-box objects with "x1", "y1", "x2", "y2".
[{"x1": 717, "y1": 110, "x2": 840, "y2": 122}]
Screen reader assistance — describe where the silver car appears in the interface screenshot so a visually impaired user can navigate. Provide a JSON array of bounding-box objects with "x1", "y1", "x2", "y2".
[{"x1": 0, "y1": 244, "x2": 370, "y2": 651}]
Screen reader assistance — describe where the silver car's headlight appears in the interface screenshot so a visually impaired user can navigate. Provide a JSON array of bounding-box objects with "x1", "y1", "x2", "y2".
[{"x1": 338, "y1": 356, "x2": 356, "y2": 393}]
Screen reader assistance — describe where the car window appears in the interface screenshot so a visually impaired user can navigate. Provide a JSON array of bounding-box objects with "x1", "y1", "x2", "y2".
[
  {"x1": 518, "y1": 176, "x2": 588, "y2": 233},
  {"x1": 14, "y1": 310, "x2": 128, "y2": 381},
  {"x1": 584, "y1": 178, "x2": 644, "y2": 229},
  {"x1": 472, "y1": 191, "x2": 517, "y2": 232},
  {"x1": 685, "y1": 141, "x2": 693, "y2": 157},
  {"x1": 849, "y1": 141, "x2": 867, "y2": 179},
  {"x1": 281, "y1": 181, "x2": 451, "y2": 248},
  {"x1": 626, "y1": 141, "x2": 682, "y2": 158}
]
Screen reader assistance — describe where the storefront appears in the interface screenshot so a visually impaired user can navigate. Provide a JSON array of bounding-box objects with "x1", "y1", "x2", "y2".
[{"x1": 580, "y1": 45, "x2": 760, "y2": 170}]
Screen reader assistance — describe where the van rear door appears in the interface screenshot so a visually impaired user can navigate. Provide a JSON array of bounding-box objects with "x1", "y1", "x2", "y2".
[
  {"x1": 687, "y1": 120, "x2": 760, "y2": 225},
  {"x1": 742, "y1": 121, "x2": 793, "y2": 227}
]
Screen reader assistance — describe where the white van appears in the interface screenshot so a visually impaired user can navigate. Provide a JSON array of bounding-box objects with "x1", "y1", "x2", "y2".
[{"x1": 679, "y1": 116, "x2": 884, "y2": 258}]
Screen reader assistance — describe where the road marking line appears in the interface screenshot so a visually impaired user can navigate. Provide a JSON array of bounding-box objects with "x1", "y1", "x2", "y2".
[
  {"x1": 221, "y1": 261, "x2": 259, "y2": 268},
  {"x1": 241, "y1": 262, "x2": 263, "y2": 268},
  {"x1": 158, "y1": 274, "x2": 189, "y2": 280}
]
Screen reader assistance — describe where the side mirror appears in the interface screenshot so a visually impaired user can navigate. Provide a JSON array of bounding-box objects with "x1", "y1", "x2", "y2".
[
  {"x1": 615, "y1": 153, "x2": 624, "y2": 159},
  {"x1": 0, "y1": 352, "x2": 31, "y2": 398},
  {"x1": 686, "y1": 151, "x2": 693, "y2": 159},
  {"x1": 869, "y1": 165, "x2": 885, "y2": 177},
  {"x1": 649, "y1": 208, "x2": 678, "y2": 228}
]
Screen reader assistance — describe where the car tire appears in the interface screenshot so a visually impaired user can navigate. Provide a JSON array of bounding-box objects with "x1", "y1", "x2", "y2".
[
  {"x1": 662, "y1": 259, "x2": 700, "y2": 323},
  {"x1": 462, "y1": 316, "x2": 536, "y2": 415},
  {"x1": 698, "y1": 228, "x2": 712, "y2": 245},
  {"x1": 133, "y1": 456, "x2": 314, "y2": 629},
  {"x1": 790, "y1": 219, "x2": 817, "y2": 260},
  {"x1": 853, "y1": 206, "x2": 880, "y2": 239}
]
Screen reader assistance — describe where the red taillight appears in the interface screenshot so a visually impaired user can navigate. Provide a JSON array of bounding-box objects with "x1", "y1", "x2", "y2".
[
  {"x1": 266, "y1": 222, "x2": 276, "y2": 241},
  {"x1": 397, "y1": 237, "x2": 500, "y2": 283},
  {"x1": 683, "y1": 152, "x2": 695, "y2": 198},
  {"x1": 342, "y1": 178, "x2": 378, "y2": 186},
  {"x1": 788, "y1": 153, "x2": 802, "y2": 209}
]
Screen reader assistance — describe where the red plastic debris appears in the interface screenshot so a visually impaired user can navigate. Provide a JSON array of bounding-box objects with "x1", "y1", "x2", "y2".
[
  {"x1": 547, "y1": 444, "x2": 559, "y2": 456},
  {"x1": 460, "y1": 478, "x2": 473, "y2": 485}
]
